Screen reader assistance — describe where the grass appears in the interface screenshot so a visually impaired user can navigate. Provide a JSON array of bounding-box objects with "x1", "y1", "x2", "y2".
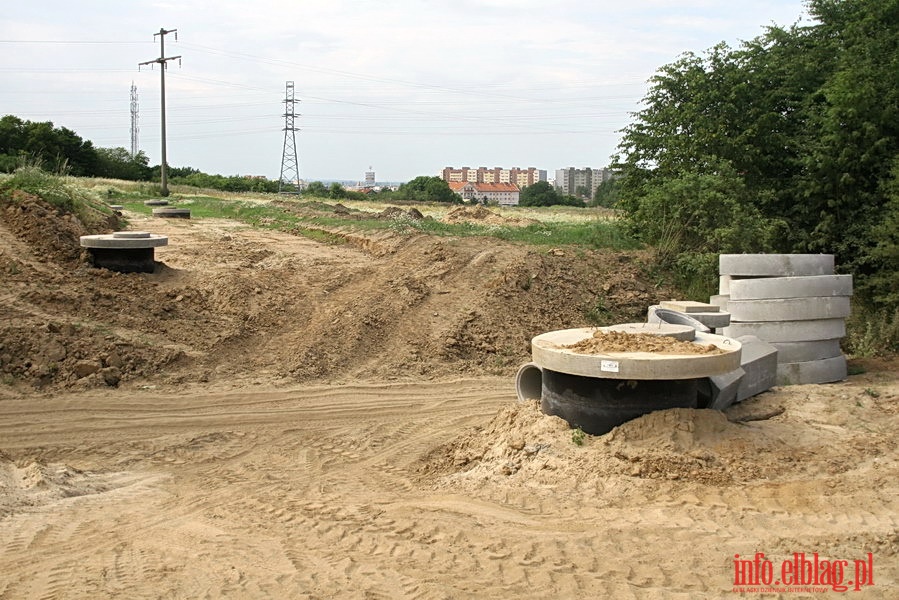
[
  {"x1": 121, "y1": 191, "x2": 640, "y2": 251},
  {"x1": 0, "y1": 165, "x2": 117, "y2": 227},
  {"x1": 584, "y1": 298, "x2": 613, "y2": 325},
  {"x1": 300, "y1": 211, "x2": 638, "y2": 250},
  {"x1": 4, "y1": 169, "x2": 643, "y2": 265},
  {"x1": 123, "y1": 195, "x2": 302, "y2": 228},
  {"x1": 845, "y1": 305, "x2": 899, "y2": 357},
  {"x1": 571, "y1": 427, "x2": 586, "y2": 446}
]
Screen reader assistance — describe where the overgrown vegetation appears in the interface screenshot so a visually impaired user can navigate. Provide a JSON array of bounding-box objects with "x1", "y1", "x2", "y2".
[
  {"x1": 0, "y1": 163, "x2": 114, "y2": 227},
  {"x1": 613, "y1": 0, "x2": 899, "y2": 354}
]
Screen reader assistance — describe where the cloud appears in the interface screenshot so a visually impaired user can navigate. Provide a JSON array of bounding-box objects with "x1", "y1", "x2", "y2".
[{"x1": 2, "y1": 0, "x2": 809, "y2": 180}]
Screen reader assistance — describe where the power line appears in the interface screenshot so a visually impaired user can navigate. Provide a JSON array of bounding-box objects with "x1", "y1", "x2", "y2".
[{"x1": 139, "y1": 28, "x2": 180, "y2": 197}]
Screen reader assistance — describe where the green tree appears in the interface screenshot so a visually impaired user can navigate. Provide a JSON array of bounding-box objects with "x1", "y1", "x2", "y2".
[
  {"x1": 396, "y1": 176, "x2": 458, "y2": 203},
  {"x1": 328, "y1": 182, "x2": 347, "y2": 199},
  {"x1": 591, "y1": 177, "x2": 620, "y2": 208},
  {"x1": 95, "y1": 147, "x2": 151, "y2": 181},
  {"x1": 862, "y1": 157, "x2": 899, "y2": 308},
  {"x1": 519, "y1": 181, "x2": 559, "y2": 207},
  {"x1": 304, "y1": 181, "x2": 328, "y2": 197},
  {"x1": 613, "y1": 0, "x2": 899, "y2": 311},
  {"x1": 0, "y1": 115, "x2": 99, "y2": 175},
  {"x1": 796, "y1": 0, "x2": 899, "y2": 278},
  {"x1": 623, "y1": 161, "x2": 785, "y2": 262}
]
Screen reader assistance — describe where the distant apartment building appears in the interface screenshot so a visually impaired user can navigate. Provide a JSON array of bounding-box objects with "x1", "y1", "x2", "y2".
[
  {"x1": 554, "y1": 167, "x2": 613, "y2": 198},
  {"x1": 441, "y1": 166, "x2": 546, "y2": 188},
  {"x1": 448, "y1": 181, "x2": 520, "y2": 206}
]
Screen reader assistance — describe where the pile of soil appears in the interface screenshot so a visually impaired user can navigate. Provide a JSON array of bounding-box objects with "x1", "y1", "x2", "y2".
[
  {"x1": 421, "y1": 395, "x2": 817, "y2": 488},
  {"x1": 376, "y1": 206, "x2": 425, "y2": 221},
  {"x1": 0, "y1": 194, "x2": 672, "y2": 394},
  {"x1": 564, "y1": 330, "x2": 725, "y2": 355},
  {"x1": 442, "y1": 205, "x2": 537, "y2": 226}
]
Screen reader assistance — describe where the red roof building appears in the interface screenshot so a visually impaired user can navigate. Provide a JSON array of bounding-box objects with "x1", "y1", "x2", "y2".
[{"x1": 448, "y1": 181, "x2": 520, "y2": 206}]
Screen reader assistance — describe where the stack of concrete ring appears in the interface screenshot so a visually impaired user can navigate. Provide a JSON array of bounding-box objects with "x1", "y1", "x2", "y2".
[{"x1": 716, "y1": 254, "x2": 851, "y2": 385}]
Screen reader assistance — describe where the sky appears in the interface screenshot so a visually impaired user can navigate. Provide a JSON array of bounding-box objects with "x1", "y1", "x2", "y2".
[{"x1": 2, "y1": 1, "x2": 811, "y2": 183}]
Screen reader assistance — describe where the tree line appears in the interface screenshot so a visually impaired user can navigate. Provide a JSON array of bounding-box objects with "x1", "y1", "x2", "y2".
[
  {"x1": 612, "y1": 0, "x2": 899, "y2": 314},
  {"x1": 0, "y1": 121, "x2": 588, "y2": 207},
  {"x1": 0, "y1": 115, "x2": 282, "y2": 193}
]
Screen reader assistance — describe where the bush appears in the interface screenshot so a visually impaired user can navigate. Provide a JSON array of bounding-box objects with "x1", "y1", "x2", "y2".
[
  {"x1": 0, "y1": 164, "x2": 120, "y2": 230},
  {"x1": 845, "y1": 305, "x2": 899, "y2": 357},
  {"x1": 1, "y1": 164, "x2": 75, "y2": 212},
  {"x1": 621, "y1": 163, "x2": 785, "y2": 266}
]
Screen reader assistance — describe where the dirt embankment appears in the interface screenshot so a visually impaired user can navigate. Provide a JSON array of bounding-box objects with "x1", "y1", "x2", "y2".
[{"x1": 0, "y1": 197, "x2": 669, "y2": 394}]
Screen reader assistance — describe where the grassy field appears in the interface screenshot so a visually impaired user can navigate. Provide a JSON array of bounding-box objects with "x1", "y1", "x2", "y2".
[{"x1": 97, "y1": 180, "x2": 638, "y2": 251}]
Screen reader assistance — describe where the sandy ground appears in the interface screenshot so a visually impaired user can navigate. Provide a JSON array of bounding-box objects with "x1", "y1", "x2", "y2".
[{"x1": 1, "y1": 200, "x2": 898, "y2": 598}]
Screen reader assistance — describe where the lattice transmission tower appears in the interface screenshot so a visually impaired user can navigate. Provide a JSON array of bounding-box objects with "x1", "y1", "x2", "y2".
[
  {"x1": 279, "y1": 81, "x2": 301, "y2": 194},
  {"x1": 130, "y1": 82, "x2": 139, "y2": 158}
]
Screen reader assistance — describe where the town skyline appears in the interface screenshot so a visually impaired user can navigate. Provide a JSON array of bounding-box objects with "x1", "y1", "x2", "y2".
[{"x1": 2, "y1": 1, "x2": 810, "y2": 182}]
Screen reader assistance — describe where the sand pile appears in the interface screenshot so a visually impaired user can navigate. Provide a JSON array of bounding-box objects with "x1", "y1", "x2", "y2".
[
  {"x1": 423, "y1": 401, "x2": 796, "y2": 489},
  {"x1": 0, "y1": 453, "x2": 122, "y2": 518}
]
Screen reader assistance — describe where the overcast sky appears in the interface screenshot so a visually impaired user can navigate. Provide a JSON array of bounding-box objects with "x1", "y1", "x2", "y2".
[{"x1": 2, "y1": 1, "x2": 810, "y2": 183}]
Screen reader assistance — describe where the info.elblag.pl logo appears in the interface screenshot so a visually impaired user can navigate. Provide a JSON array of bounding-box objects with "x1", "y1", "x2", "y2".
[{"x1": 732, "y1": 552, "x2": 874, "y2": 593}]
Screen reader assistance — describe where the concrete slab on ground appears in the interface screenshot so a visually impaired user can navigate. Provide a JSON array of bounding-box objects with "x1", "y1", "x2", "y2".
[
  {"x1": 772, "y1": 339, "x2": 843, "y2": 363},
  {"x1": 776, "y1": 355, "x2": 847, "y2": 385},
  {"x1": 531, "y1": 328, "x2": 741, "y2": 380},
  {"x1": 659, "y1": 300, "x2": 720, "y2": 313},
  {"x1": 80, "y1": 232, "x2": 169, "y2": 249}
]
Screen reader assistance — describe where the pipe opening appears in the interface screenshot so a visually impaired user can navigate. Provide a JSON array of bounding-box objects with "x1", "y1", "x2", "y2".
[{"x1": 515, "y1": 362, "x2": 543, "y2": 402}]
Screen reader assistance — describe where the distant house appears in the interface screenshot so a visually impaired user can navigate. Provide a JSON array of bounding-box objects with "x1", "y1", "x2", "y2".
[{"x1": 449, "y1": 181, "x2": 520, "y2": 206}]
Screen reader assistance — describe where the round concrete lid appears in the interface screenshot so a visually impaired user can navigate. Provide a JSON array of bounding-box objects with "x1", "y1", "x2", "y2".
[
  {"x1": 112, "y1": 231, "x2": 151, "y2": 239},
  {"x1": 531, "y1": 327, "x2": 741, "y2": 380},
  {"x1": 80, "y1": 233, "x2": 168, "y2": 249}
]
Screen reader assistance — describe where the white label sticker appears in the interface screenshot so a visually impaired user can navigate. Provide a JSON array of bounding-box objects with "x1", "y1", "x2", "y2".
[{"x1": 600, "y1": 360, "x2": 620, "y2": 373}]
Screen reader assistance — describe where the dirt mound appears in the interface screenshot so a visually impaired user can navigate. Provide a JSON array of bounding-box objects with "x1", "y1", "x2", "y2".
[
  {"x1": 442, "y1": 205, "x2": 536, "y2": 226},
  {"x1": 0, "y1": 454, "x2": 99, "y2": 517},
  {"x1": 1, "y1": 191, "x2": 120, "y2": 264},
  {"x1": 420, "y1": 400, "x2": 799, "y2": 488},
  {"x1": 377, "y1": 206, "x2": 425, "y2": 221},
  {"x1": 0, "y1": 192, "x2": 672, "y2": 393}
]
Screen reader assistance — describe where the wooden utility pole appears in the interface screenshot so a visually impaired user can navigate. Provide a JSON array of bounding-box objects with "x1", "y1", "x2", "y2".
[{"x1": 139, "y1": 28, "x2": 180, "y2": 197}]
